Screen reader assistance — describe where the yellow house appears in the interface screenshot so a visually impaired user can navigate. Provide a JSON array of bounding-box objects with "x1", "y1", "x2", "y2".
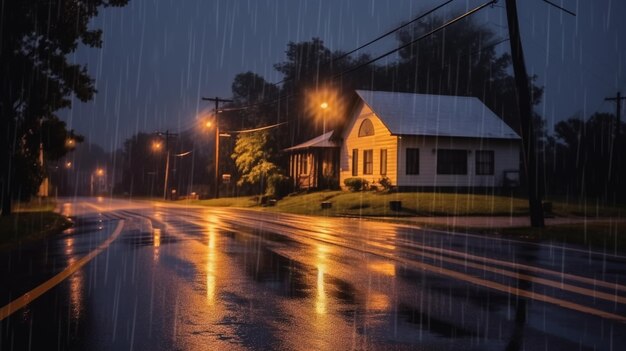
[{"x1": 340, "y1": 90, "x2": 521, "y2": 190}]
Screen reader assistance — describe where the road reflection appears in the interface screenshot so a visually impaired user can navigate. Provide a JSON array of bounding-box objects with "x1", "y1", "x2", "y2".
[
  {"x1": 315, "y1": 245, "x2": 328, "y2": 315},
  {"x1": 153, "y1": 228, "x2": 161, "y2": 261},
  {"x1": 206, "y1": 219, "x2": 217, "y2": 306}
]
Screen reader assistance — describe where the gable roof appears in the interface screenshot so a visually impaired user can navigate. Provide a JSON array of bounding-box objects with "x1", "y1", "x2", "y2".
[
  {"x1": 284, "y1": 130, "x2": 339, "y2": 151},
  {"x1": 355, "y1": 90, "x2": 520, "y2": 139}
]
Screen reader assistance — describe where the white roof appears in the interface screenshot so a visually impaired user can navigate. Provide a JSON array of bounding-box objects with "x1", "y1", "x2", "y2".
[
  {"x1": 284, "y1": 130, "x2": 339, "y2": 151},
  {"x1": 356, "y1": 90, "x2": 520, "y2": 139}
]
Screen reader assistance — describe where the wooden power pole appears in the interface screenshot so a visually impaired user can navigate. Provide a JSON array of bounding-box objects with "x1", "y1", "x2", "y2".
[
  {"x1": 154, "y1": 130, "x2": 178, "y2": 200},
  {"x1": 605, "y1": 92, "x2": 625, "y2": 138},
  {"x1": 505, "y1": 0, "x2": 545, "y2": 227},
  {"x1": 202, "y1": 96, "x2": 233, "y2": 199}
]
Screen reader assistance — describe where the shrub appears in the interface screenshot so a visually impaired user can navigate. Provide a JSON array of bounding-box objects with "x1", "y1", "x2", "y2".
[
  {"x1": 378, "y1": 177, "x2": 393, "y2": 192},
  {"x1": 266, "y1": 174, "x2": 292, "y2": 198},
  {"x1": 344, "y1": 177, "x2": 369, "y2": 192}
]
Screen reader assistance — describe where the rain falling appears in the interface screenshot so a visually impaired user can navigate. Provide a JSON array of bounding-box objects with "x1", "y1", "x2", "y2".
[{"x1": 0, "y1": 0, "x2": 625, "y2": 350}]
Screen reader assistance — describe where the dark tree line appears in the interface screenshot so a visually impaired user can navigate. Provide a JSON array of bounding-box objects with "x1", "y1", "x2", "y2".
[{"x1": 543, "y1": 113, "x2": 626, "y2": 203}]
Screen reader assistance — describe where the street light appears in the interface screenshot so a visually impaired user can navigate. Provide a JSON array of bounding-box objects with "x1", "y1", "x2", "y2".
[
  {"x1": 91, "y1": 168, "x2": 105, "y2": 196},
  {"x1": 320, "y1": 101, "x2": 329, "y2": 134},
  {"x1": 152, "y1": 140, "x2": 163, "y2": 152}
]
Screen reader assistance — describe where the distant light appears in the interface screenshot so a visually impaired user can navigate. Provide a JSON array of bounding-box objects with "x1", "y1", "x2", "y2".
[
  {"x1": 205, "y1": 121, "x2": 212, "y2": 128},
  {"x1": 65, "y1": 161, "x2": 72, "y2": 168},
  {"x1": 320, "y1": 102, "x2": 329, "y2": 109},
  {"x1": 152, "y1": 140, "x2": 163, "y2": 151},
  {"x1": 96, "y1": 168, "x2": 104, "y2": 176}
]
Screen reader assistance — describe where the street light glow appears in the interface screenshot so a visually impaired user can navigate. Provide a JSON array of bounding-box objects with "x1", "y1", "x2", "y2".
[
  {"x1": 152, "y1": 140, "x2": 163, "y2": 151},
  {"x1": 320, "y1": 102, "x2": 329, "y2": 109},
  {"x1": 205, "y1": 120, "x2": 212, "y2": 128},
  {"x1": 65, "y1": 161, "x2": 72, "y2": 168},
  {"x1": 96, "y1": 168, "x2": 104, "y2": 176}
]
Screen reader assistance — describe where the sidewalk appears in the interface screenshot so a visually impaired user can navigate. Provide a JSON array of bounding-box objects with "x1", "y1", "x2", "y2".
[{"x1": 372, "y1": 216, "x2": 626, "y2": 229}]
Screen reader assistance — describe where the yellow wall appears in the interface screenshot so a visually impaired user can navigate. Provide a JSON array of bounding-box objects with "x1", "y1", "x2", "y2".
[{"x1": 339, "y1": 103, "x2": 398, "y2": 188}]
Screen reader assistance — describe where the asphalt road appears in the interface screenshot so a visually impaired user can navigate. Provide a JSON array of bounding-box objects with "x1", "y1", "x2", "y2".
[{"x1": 1, "y1": 197, "x2": 625, "y2": 350}]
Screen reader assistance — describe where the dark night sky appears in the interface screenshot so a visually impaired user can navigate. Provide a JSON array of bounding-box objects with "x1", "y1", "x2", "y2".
[{"x1": 60, "y1": 0, "x2": 626, "y2": 152}]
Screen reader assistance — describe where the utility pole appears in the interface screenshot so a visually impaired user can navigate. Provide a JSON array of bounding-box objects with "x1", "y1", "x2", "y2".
[
  {"x1": 201, "y1": 96, "x2": 233, "y2": 199},
  {"x1": 505, "y1": 0, "x2": 545, "y2": 227},
  {"x1": 605, "y1": 92, "x2": 625, "y2": 138},
  {"x1": 605, "y1": 92, "x2": 625, "y2": 199},
  {"x1": 154, "y1": 130, "x2": 178, "y2": 200}
]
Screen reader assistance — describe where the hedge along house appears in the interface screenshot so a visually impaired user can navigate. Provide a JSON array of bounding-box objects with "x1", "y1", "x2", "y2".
[
  {"x1": 339, "y1": 90, "x2": 521, "y2": 190},
  {"x1": 284, "y1": 130, "x2": 341, "y2": 190}
]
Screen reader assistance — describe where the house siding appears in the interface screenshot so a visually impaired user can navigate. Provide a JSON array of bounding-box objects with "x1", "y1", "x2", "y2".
[
  {"x1": 396, "y1": 136, "x2": 520, "y2": 187},
  {"x1": 340, "y1": 103, "x2": 398, "y2": 187}
]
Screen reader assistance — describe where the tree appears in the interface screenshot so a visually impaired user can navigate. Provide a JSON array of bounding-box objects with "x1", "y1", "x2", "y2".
[
  {"x1": 553, "y1": 113, "x2": 625, "y2": 202},
  {"x1": 390, "y1": 15, "x2": 543, "y2": 133},
  {"x1": 0, "y1": 0, "x2": 128, "y2": 215},
  {"x1": 274, "y1": 38, "x2": 376, "y2": 143},
  {"x1": 231, "y1": 131, "x2": 285, "y2": 197}
]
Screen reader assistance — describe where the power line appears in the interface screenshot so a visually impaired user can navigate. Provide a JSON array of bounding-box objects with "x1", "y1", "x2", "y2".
[
  {"x1": 219, "y1": 0, "x2": 459, "y2": 114},
  {"x1": 224, "y1": 122, "x2": 288, "y2": 134},
  {"x1": 333, "y1": 0, "x2": 498, "y2": 79},
  {"x1": 542, "y1": 0, "x2": 576, "y2": 17},
  {"x1": 271, "y1": 0, "x2": 457, "y2": 87},
  {"x1": 220, "y1": 0, "x2": 496, "y2": 116}
]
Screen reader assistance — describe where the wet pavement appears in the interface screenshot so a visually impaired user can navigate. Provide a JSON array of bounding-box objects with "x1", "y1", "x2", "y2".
[{"x1": 1, "y1": 197, "x2": 625, "y2": 350}]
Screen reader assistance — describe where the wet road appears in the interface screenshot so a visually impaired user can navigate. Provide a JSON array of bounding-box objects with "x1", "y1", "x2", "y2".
[{"x1": 1, "y1": 197, "x2": 625, "y2": 350}]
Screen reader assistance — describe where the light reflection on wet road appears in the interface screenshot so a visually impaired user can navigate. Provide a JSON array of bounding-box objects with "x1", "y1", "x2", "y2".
[{"x1": 1, "y1": 197, "x2": 625, "y2": 350}]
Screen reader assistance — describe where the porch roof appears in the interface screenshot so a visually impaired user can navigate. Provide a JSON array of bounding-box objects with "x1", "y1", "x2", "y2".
[{"x1": 284, "y1": 130, "x2": 339, "y2": 151}]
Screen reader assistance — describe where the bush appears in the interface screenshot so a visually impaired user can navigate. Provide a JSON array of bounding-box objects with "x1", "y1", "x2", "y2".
[
  {"x1": 378, "y1": 177, "x2": 393, "y2": 192},
  {"x1": 266, "y1": 173, "x2": 292, "y2": 198},
  {"x1": 343, "y1": 177, "x2": 369, "y2": 192}
]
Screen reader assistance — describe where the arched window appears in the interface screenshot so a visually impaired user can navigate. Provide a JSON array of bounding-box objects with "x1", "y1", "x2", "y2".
[{"x1": 358, "y1": 119, "x2": 375, "y2": 137}]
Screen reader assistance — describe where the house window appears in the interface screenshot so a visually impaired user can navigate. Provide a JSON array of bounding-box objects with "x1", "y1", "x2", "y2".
[
  {"x1": 358, "y1": 119, "x2": 375, "y2": 137},
  {"x1": 363, "y1": 149, "x2": 373, "y2": 175},
  {"x1": 380, "y1": 149, "x2": 387, "y2": 175},
  {"x1": 352, "y1": 149, "x2": 358, "y2": 176},
  {"x1": 300, "y1": 154, "x2": 308, "y2": 175},
  {"x1": 406, "y1": 148, "x2": 419, "y2": 175},
  {"x1": 476, "y1": 150, "x2": 494, "y2": 175},
  {"x1": 437, "y1": 149, "x2": 468, "y2": 175}
]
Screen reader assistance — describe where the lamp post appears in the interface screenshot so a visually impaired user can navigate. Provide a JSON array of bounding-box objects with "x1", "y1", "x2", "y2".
[
  {"x1": 91, "y1": 168, "x2": 105, "y2": 196},
  {"x1": 320, "y1": 101, "x2": 329, "y2": 135},
  {"x1": 152, "y1": 131, "x2": 177, "y2": 200},
  {"x1": 201, "y1": 96, "x2": 233, "y2": 199}
]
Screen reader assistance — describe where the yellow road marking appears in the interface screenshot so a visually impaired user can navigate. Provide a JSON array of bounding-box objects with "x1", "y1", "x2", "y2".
[{"x1": 0, "y1": 220, "x2": 125, "y2": 321}]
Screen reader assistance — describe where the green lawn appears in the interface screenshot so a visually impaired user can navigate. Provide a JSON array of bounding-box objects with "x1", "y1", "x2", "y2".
[
  {"x1": 0, "y1": 200, "x2": 71, "y2": 248},
  {"x1": 271, "y1": 191, "x2": 529, "y2": 217},
  {"x1": 177, "y1": 190, "x2": 626, "y2": 218}
]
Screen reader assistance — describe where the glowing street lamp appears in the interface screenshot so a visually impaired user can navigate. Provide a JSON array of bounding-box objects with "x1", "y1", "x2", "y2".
[
  {"x1": 320, "y1": 101, "x2": 329, "y2": 134},
  {"x1": 152, "y1": 140, "x2": 163, "y2": 152},
  {"x1": 96, "y1": 168, "x2": 104, "y2": 176},
  {"x1": 65, "y1": 161, "x2": 72, "y2": 169}
]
